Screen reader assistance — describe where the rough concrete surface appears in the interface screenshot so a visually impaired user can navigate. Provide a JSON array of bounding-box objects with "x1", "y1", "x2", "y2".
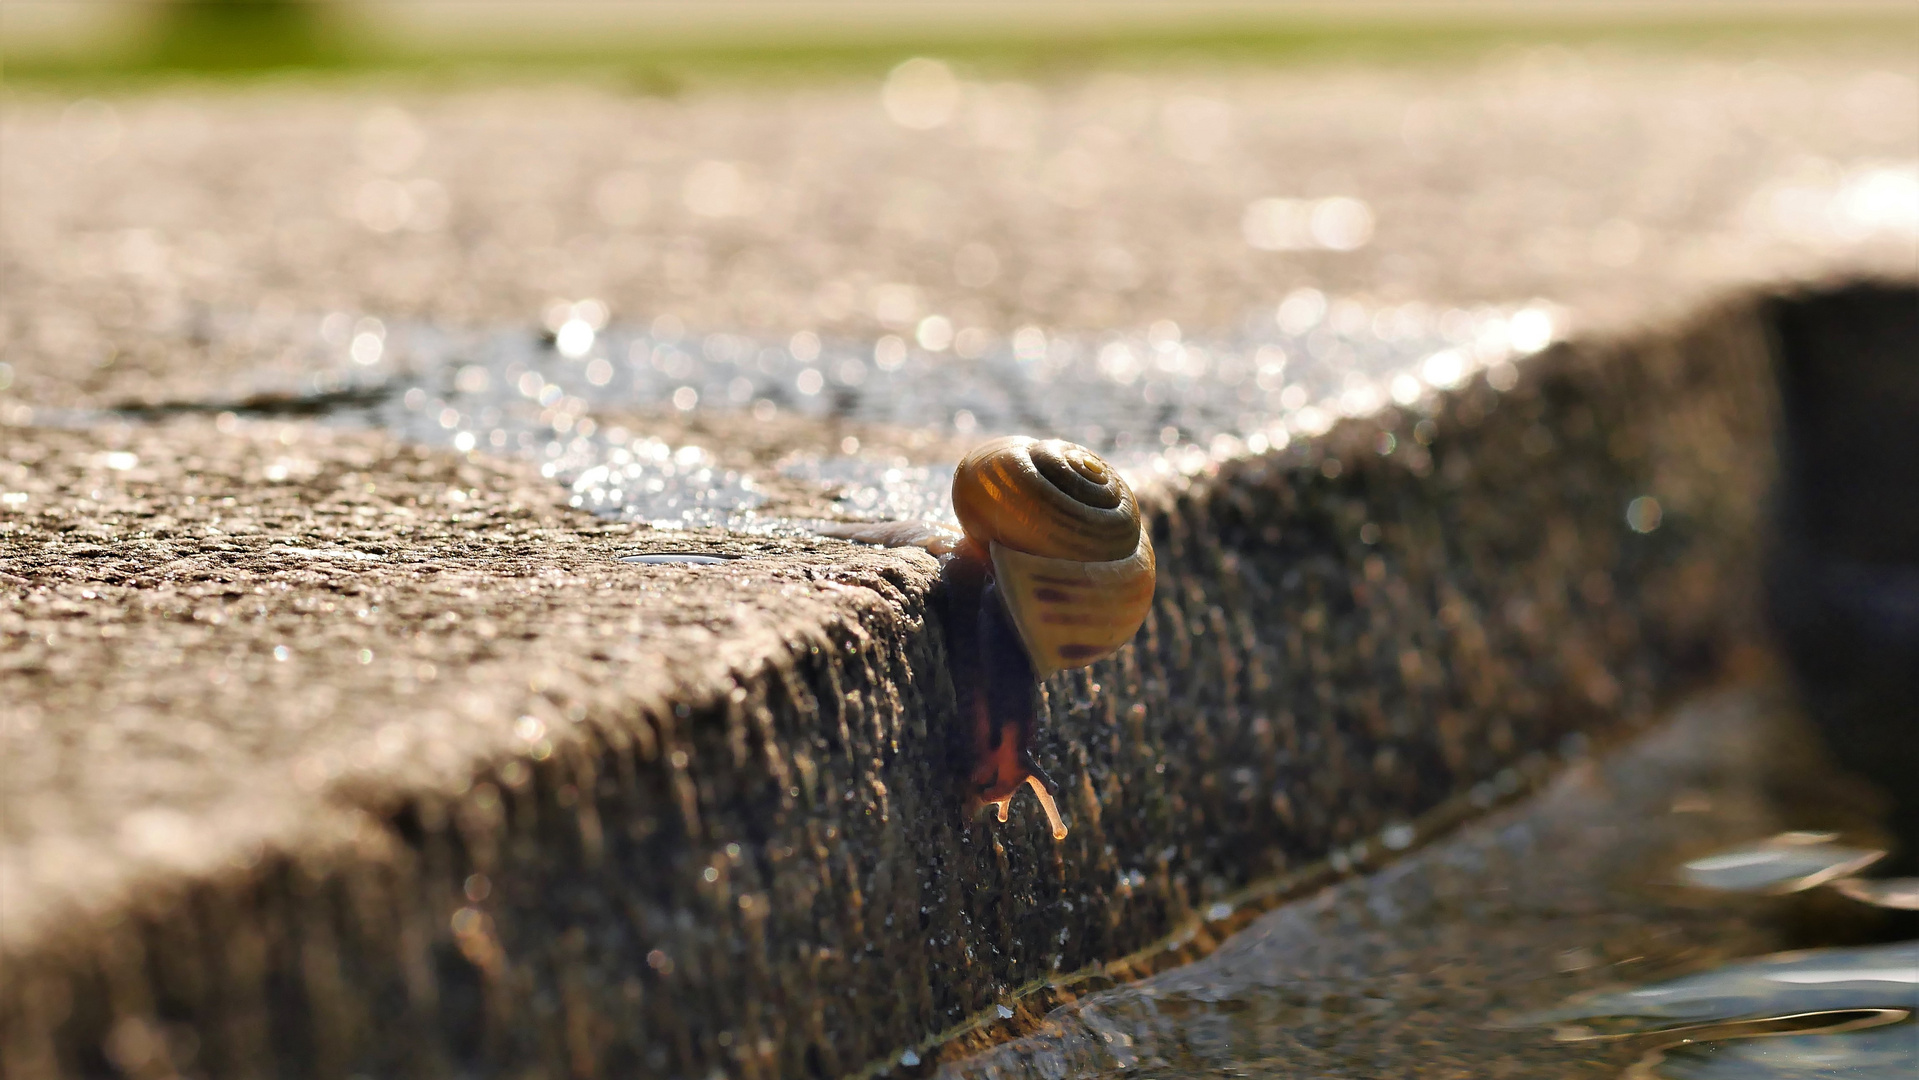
[
  {"x1": 1, "y1": 40, "x2": 1916, "y2": 1080},
  {"x1": 4, "y1": 47, "x2": 1915, "y2": 411},
  {"x1": 3, "y1": 288, "x2": 1792, "y2": 1078}
]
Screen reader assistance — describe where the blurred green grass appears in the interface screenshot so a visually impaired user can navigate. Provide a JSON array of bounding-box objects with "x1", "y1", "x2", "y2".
[
  {"x1": 7, "y1": 0, "x2": 1915, "y2": 90},
  {"x1": 138, "y1": 0, "x2": 351, "y2": 72}
]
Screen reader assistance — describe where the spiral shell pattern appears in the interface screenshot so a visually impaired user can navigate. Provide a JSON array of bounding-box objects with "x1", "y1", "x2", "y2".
[{"x1": 953, "y1": 437, "x2": 1156, "y2": 677}]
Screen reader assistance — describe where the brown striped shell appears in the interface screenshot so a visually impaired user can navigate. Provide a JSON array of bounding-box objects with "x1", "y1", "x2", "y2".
[{"x1": 952, "y1": 437, "x2": 1156, "y2": 678}]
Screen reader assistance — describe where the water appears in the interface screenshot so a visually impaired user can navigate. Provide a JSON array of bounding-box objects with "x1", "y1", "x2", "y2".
[
  {"x1": 1513, "y1": 943, "x2": 1918, "y2": 1080},
  {"x1": 1677, "y1": 833, "x2": 1886, "y2": 895},
  {"x1": 1833, "y1": 879, "x2": 1919, "y2": 911},
  {"x1": 1639, "y1": 1022, "x2": 1917, "y2": 1079},
  {"x1": 1515, "y1": 942, "x2": 1918, "y2": 1038}
]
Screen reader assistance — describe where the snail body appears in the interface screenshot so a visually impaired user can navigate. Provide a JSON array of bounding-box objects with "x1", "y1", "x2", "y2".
[{"x1": 823, "y1": 437, "x2": 1155, "y2": 840}]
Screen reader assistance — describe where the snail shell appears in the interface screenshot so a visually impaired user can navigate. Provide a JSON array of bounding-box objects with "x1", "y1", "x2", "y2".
[{"x1": 952, "y1": 437, "x2": 1156, "y2": 679}]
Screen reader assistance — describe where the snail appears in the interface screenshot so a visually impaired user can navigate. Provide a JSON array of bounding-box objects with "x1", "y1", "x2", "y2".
[{"x1": 821, "y1": 437, "x2": 1156, "y2": 840}]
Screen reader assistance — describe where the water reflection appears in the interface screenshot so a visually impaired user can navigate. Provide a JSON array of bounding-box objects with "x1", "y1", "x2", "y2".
[
  {"x1": 1834, "y1": 879, "x2": 1919, "y2": 911},
  {"x1": 1521, "y1": 826, "x2": 1919, "y2": 1078},
  {"x1": 1630, "y1": 1020, "x2": 1917, "y2": 1079},
  {"x1": 1678, "y1": 832, "x2": 1885, "y2": 894},
  {"x1": 1677, "y1": 832, "x2": 1919, "y2": 913},
  {"x1": 1495, "y1": 833, "x2": 1919, "y2": 1078},
  {"x1": 1515, "y1": 942, "x2": 1918, "y2": 1040},
  {"x1": 1515, "y1": 942, "x2": 1919, "y2": 1080}
]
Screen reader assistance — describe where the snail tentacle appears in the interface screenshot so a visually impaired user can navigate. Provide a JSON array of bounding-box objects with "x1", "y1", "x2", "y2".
[
  {"x1": 1024, "y1": 767, "x2": 1069, "y2": 840},
  {"x1": 970, "y1": 772, "x2": 1066, "y2": 841}
]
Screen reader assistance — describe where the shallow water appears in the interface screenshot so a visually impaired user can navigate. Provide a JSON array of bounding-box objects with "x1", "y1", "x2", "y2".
[
  {"x1": 1636, "y1": 1021, "x2": 1917, "y2": 1079},
  {"x1": 1515, "y1": 941, "x2": 1918, "y2": 1037},
  {"x1": 1677, "y1": 833, "x2": 1885, "y2": 894},
  {"x1": 1516, "y1": 942, "x2": 1918, "y2": 1080}
]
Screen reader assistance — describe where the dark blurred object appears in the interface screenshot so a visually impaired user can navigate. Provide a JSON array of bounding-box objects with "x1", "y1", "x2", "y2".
[
  {"x1": 1766, "y1": 282, "x2": 1919, "y2": 871},
  {"x1": 144, "y1": 0, "x2": 347, "y2": 72}
]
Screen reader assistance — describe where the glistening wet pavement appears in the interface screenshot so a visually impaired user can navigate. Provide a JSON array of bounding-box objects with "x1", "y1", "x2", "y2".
[{"x1": 38, "y1": 290, "x2": 1557, "y2": 532}]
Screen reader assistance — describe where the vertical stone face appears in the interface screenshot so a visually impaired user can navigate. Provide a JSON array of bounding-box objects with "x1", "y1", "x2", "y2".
[
  {"x1": 0, "y1": 285, "x2": 1830, "y2": 1079},
  {"x1": 1764, "y1": 282, "x2": 1919, "y2": 873}
]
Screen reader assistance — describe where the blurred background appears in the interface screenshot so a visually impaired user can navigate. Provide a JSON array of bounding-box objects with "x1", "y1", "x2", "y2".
[
  {"x1": 6, "y1": 0, "x2": 1915, "y2": 415},
  {"x1": 7, "y1": 2, "x2": 1910, "y2": 78}
]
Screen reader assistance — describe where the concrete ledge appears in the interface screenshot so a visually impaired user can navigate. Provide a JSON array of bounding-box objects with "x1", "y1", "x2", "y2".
[{"x1": 0, "y1": 281, "x2": 1884, "y2": 1078}]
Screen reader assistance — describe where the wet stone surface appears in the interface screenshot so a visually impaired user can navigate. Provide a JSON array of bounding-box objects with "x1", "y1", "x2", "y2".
[
  {"x1": 3, "y1": 45, "x2": 1915, "y2": 1080},
  {"x1": 944, "y1": 688, "x2": 1908, "y2": 1079},
  {"x1": 40, "y1": 291, "x2": 1560, "y2": 532},
  {"x1": 2, "y1": 287, "x2": 1792, "y2": 1078},
  {"x1": 88, "y1": 292, "x2": 1562, "y2": 531}
]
